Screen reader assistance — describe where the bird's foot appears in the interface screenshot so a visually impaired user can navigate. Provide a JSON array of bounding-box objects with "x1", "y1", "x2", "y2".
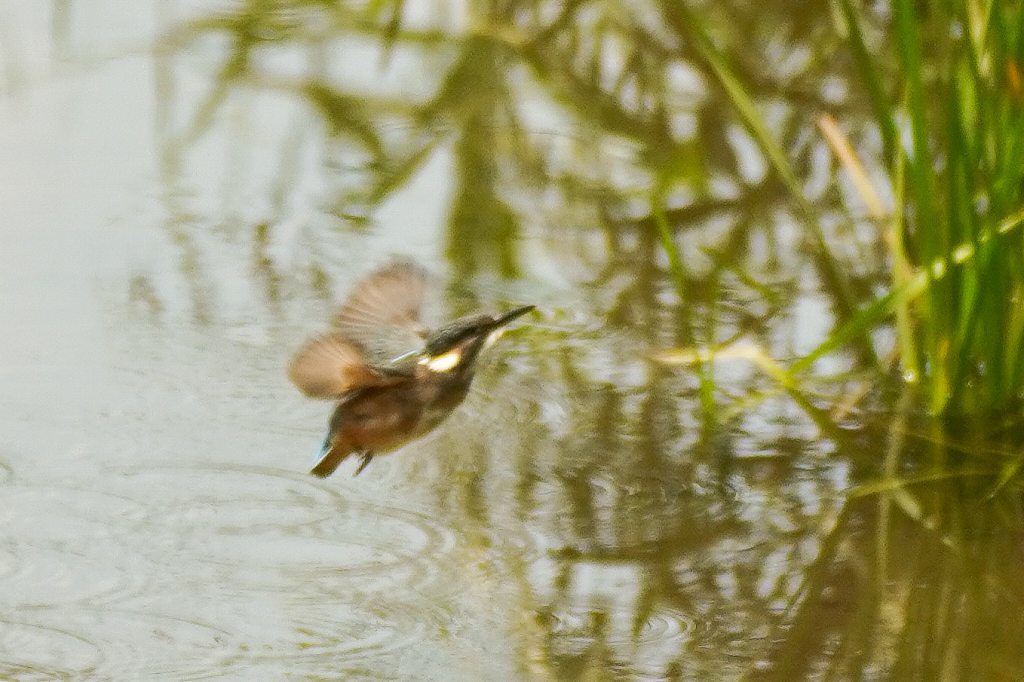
[{"x1": 353, "y1": 452, "x2": 374, "y2": 476}]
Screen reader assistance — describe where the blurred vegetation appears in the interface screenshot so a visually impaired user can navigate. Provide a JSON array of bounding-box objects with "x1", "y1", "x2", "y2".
[
  {"x1": 143, "y1": 0, "x2": 1024, "y2": 678},
  {"x1": 162, "y1": 0, "x2": 1024, "y2": 418},
  {"x1": 163, "y1": 0, "x2": 873, "y2": 342},
  {"x1": 834, "y1": 0, "x2": 1024, "y2": 416}
]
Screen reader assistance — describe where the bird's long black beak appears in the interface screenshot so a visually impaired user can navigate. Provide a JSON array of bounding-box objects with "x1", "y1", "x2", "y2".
[{"x1": 490, "y1": 304, "x2": 535, "y2": 329}]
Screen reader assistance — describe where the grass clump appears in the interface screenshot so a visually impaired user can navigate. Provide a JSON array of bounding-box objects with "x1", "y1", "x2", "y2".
[{"x1": 838, "y1": 0, "x2": 1024, "y2": 414}]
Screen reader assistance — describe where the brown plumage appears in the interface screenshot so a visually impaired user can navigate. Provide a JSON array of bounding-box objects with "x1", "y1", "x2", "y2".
[{"x1": 288, "y1": 259, "x2": 534, "y2": 477}]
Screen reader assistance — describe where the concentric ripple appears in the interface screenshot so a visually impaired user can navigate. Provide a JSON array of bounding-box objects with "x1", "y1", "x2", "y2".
[
  {"x1": 108, "y1": 464, "x2": 456, "y2": 593},
  {"x1": 0, "y1": 618, "x2": 104, "y2": 680},
  {"x1": 1, "y1": 485, "x2": 151, "y2": 607},
  {"x1": 3, "y1": 460, "x2": 468, "y2": 678},
  {"x1": 223, "y1": 591, "x2": 458, "y2": 674},
  {"x1": 539, "y1": 603, "x2": 694, "y2": 679},
  {"x1": 0, "y1": 606, "x2": 246, "y2": 681}
]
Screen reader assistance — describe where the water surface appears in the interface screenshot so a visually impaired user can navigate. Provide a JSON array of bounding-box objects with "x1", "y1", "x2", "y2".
[{"x1": 2, "y1": 2, "x2": 1024, "y2": 680}]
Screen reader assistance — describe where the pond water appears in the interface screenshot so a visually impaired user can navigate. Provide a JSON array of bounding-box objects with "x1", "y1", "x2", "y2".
[{"x1": 3, "y1": 1, "x2": 1024, "y2": 680}]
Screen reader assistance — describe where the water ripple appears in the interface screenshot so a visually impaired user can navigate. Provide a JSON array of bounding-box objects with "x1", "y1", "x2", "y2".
[
  {"x1": 108, "y1": 464, "x2": 456, "y2": 592},
  {"x1": 0, "y1": 618, "x2": 104, "y2": 680},
  {"x1": 4, "y1": 463, "x2": 464, "y2": 677},
  {"x1": 1, "y1": 485, "x2": 151, "y2": 607}
]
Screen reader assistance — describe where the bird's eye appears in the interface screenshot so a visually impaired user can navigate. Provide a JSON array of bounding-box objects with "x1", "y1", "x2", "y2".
[{"x1": 421, "y1": 349, "x2": 462, "y2": 372}]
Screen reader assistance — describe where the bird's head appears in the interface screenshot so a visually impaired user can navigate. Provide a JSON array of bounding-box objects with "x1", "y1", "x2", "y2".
[{"x1": 419, "y1": 304, "x2": 535, "y2": 374}]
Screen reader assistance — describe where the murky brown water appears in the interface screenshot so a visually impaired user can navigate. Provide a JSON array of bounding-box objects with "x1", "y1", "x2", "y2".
[{"x1": 3, "y1": 1, "x2": 1024, "y2": 680}]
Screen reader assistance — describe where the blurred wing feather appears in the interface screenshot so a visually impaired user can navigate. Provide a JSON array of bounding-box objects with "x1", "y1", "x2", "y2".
[
  {"x1": 333, "y1": 259, "x2": 430, "y2": 361},
  {"x1": 288, "y1": 334, "x2": 397, "y2": 399}
]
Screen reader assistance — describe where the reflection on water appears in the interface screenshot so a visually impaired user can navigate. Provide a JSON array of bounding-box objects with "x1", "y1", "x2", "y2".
[{"x1": 3, "y1": 0, "x2": 1024, "y2": 679}]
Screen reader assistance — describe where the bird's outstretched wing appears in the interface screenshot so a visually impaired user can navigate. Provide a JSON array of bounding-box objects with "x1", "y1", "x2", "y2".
[
  {"x1": 288, "y1": 333, "x2": 404, "y2": 399},
  {"x1": 332, "y1": 258, "x2": 431, "y2": 365}
]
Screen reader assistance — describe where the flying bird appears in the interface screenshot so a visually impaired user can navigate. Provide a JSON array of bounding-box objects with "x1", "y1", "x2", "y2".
[{"x1": 288, "y1": 259, "x2": 534, "y2": 477}]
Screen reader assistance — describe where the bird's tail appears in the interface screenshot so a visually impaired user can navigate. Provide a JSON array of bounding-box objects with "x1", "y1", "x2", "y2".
[{"x1": 310, "y1": 434, "x2": 349, "y2": 478}]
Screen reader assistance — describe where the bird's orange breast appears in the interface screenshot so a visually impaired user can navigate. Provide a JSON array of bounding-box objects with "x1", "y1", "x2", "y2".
[{"x1": 328, "y1": 377, "x2": 471, "y2": 456}]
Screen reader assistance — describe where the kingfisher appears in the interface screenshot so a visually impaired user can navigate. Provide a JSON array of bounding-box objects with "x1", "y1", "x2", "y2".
[{"x1": 288, "y1": 259, "x2": 534, "y2": 477}]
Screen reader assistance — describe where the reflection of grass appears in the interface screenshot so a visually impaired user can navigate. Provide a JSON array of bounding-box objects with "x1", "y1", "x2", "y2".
[{"x1": 754, "y1": 435, "x2": 1024, "y2": 681}]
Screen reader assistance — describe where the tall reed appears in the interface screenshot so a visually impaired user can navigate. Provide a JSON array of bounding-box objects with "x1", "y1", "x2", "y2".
[{"x1": 837, "y1": 0, "x2": 1024, "y2": 414}]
